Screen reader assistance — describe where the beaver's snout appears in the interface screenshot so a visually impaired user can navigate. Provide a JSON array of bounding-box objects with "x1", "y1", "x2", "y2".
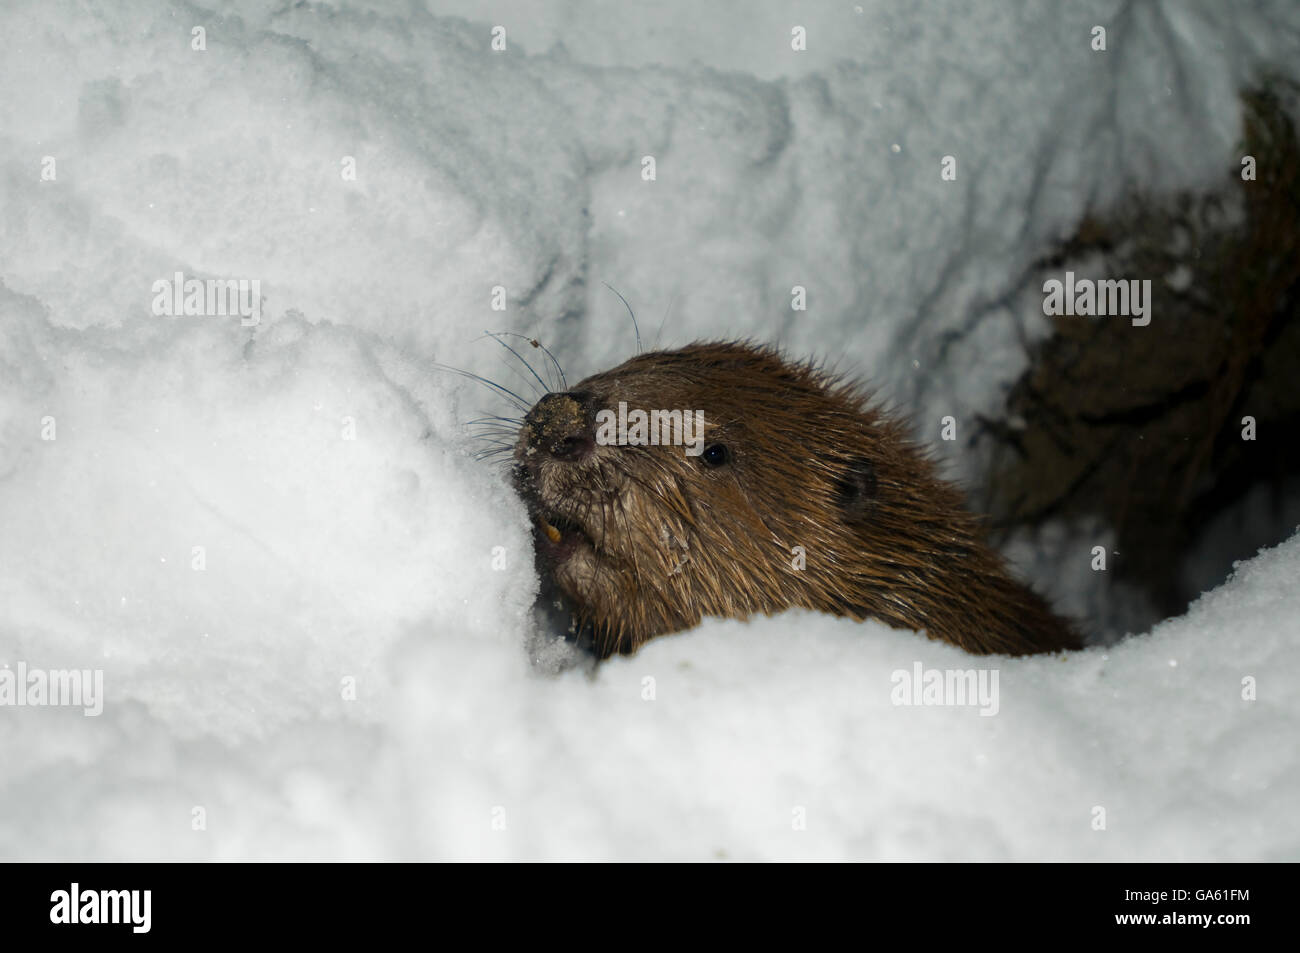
[
  {"x1": 514, "y1": 390, "x2": 601, "y2": 557},
  {"x1": 521, "y1": 391, "x2": 596, "y2": 463}
]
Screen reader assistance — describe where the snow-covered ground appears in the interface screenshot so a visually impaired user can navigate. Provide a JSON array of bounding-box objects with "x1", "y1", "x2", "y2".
[{"x1": 1, "y1": 0, "x2": 1297, "y2": 860}]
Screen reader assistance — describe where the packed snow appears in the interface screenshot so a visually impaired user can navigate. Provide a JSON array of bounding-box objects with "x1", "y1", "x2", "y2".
[{"x1": 1, "y1": 0, "x2": 1297, "y2": 860}]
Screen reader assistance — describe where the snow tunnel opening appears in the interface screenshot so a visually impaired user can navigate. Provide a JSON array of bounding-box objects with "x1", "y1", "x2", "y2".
[{"x1": 977, "y1": 78, "x2": 1300, "y2": 639}]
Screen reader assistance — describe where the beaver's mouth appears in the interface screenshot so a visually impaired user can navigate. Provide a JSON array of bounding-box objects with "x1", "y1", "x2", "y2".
[
  {"x1": 533, "y1": 508, "x2": 594, "y2": 563},
  {"x1": 513, "y1": 463, "x2": 599, "y2": 564}
]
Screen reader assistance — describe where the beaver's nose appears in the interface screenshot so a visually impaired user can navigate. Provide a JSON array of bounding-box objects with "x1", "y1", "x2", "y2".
[{"x1": 522, "y1": 391, "x2": 596, "y2": 462}]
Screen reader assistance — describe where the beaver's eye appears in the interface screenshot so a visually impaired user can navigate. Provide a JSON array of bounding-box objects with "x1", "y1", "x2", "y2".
[{"x1": 702, "y1": 443, "x2": 730, "y2": 467}]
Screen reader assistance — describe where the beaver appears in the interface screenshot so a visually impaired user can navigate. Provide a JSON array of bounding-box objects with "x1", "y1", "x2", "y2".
[{"x1": 511, "y1": 341, "x2": 1080, "y2": 658}]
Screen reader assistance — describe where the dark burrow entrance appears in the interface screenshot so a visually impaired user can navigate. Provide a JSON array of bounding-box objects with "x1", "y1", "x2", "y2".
[{"x1": 976, "y1": 79, "x2": 1300, "y2": 638}]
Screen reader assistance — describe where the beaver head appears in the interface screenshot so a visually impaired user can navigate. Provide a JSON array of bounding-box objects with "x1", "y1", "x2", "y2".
[{"x1": 513, "y1": 341, "x2": 1077, "y2": 657}]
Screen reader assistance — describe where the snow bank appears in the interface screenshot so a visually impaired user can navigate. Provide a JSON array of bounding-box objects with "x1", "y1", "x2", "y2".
[{"x1": 1, "y1": 0, "x2": 1298, "y2": 860}]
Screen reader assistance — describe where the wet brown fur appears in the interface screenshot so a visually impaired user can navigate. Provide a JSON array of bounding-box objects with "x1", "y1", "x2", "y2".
[{"x1": 514, "y1": 341, "x2": 1080, "y2": 658}]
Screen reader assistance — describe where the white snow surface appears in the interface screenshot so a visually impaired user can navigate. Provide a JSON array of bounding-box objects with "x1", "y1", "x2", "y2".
[{"x1": 1, "y1": 0, "x2": 1298, "y2": 860}]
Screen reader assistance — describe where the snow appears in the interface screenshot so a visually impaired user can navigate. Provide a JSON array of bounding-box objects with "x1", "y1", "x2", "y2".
[{"x1": 1, "y1": 0, "x2": 1298, "y2": 860}]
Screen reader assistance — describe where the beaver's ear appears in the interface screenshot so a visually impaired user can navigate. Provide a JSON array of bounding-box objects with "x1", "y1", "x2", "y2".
[{"x1": 833, "y1": 457, "x2": 877, "y2": 522}]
